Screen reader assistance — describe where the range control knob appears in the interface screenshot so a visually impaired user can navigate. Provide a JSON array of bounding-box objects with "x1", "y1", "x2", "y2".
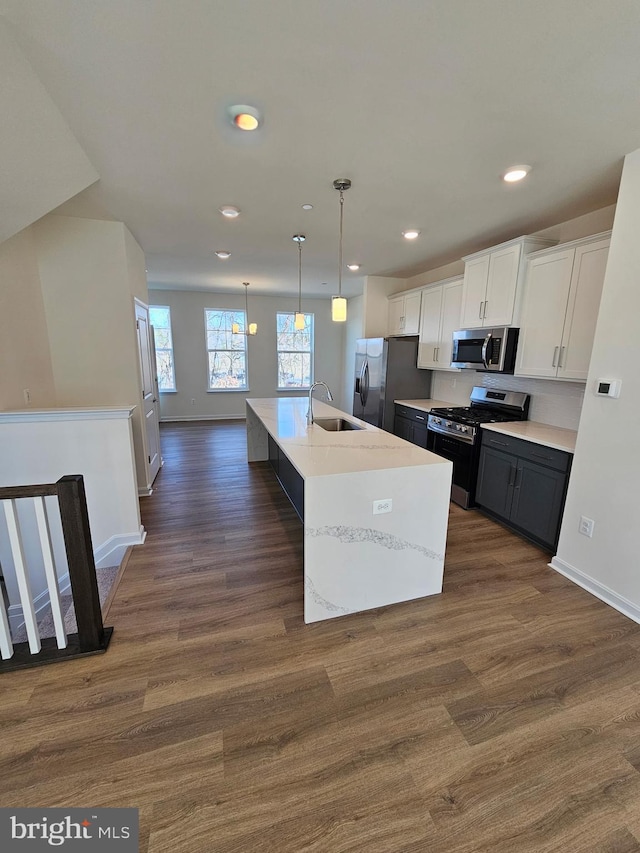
[{"x1": 460, "y1": 425, "x2": 468, "y2": 433}]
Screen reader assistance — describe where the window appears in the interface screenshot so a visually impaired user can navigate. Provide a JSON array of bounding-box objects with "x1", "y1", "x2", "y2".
[
  {"x1": 276, "y1": 312, "x2": 314, "y2": 389},
  {"x1": 149, "y1": 305, "x2": 176, "y2": 391},
  {"x1": 205, "y1": 309, "x2": 248, "y2": 390}
]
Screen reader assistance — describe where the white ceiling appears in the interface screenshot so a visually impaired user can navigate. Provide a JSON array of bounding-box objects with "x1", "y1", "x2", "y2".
[{"x1": 3, "y1": 0, "x2": 640, "y2": 299}]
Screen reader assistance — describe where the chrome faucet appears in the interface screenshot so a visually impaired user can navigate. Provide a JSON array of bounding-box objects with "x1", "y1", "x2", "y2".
[{"x1": 307, "y1": 381, "x2": 333, "y2": 425}]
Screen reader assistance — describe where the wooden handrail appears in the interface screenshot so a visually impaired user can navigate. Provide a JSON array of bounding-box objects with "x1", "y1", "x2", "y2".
[{"x1": 0, "y1": 484, "x2": 58, "y2": 499}]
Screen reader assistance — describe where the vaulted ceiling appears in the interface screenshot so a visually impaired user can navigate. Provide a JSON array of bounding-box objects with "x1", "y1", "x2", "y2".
[{"x1": 3, "y1": 0, "x2": 640, "y2": 297}]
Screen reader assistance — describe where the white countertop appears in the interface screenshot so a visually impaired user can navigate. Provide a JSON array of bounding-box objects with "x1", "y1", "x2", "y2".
[
  {"x1": 481, "y1": 421, "x2": 577, "y2": 453},
  {"x1": 394, "y1": 399, "x2": 457, "y2": 414},
  {"x1": 246, "y1": 397, "x2": 450, "y2": 478}
]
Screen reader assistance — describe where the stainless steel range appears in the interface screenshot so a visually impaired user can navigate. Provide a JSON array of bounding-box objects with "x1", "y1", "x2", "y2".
[{"x1": 427, "y1": 387, "x2": 529, "y2": 508}]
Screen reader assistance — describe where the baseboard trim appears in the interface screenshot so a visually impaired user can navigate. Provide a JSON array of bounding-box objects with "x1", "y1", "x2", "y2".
[
  {"x1": 160, "y1": 415, "x2": 246, "y2": 422},
  {"x1": 549, "y1": 556, "x2": 640, "y2": 624},
  {"x1": 94, "y1": 527, "x2": 146, "y2": 568},
  {"x1": 9, "y1": 527, "x2": 146, "y2": 630}
]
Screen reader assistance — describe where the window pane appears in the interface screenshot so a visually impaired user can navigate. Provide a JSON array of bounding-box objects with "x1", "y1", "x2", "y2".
[
  {"x1": 150, "y1": 305, "x2": 176, "y2": 391},
  {"x1": 149, "y1": 306, "x2": 170, "y2": 328},
  {"x1": 208, "y1": 351, "x2": 247, "y2": 389},
  {"x1": 154, "y1": 328, "x2": 171, "y2": 349},
  {"x1": 278, "y1": 352, "x2": 311, "y2": 388},
  {"x1": 276, "y1": 312, "x2": 313, "y2": 389},
  {"x1": 156, "y1": 350, "x2": 175, "y2": 391}
]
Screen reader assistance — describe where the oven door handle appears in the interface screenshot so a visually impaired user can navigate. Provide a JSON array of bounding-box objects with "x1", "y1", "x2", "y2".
[
  {"x1": 481, "y1": 332, "x2": 492, "y2": 369},
  {"x1": 427, "y1": 422, "x2": 475, "y2": 444}
]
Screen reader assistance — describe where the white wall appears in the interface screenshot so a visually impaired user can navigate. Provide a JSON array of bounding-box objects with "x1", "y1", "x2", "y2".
[
  {"x1": 552, "y1": 150, "x2": 640, "y2": 620},
  {"x1": 0, "y1": 226, "x2": 56, "y2": 410},
  {"x1": 32, "y1": 215, "x2": 151, "y2": 491},
  {"x1": 0, "y1": 408, "x2": 143, "y2": 625},
  {"x1": 148, "y1": 289, "x2": 346, "y2": 417}
]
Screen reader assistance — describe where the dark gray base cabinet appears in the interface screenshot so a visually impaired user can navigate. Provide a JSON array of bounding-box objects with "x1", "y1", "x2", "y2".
[
  {"x1": 394, "y1": 404, "x2": 429, "y2": 449},
  {"x1": 267, "y1": 434, "x2": 304, "y2": 521},
  {"x1": 476, "y1": 432, "x2": 571, "y2": 552}
]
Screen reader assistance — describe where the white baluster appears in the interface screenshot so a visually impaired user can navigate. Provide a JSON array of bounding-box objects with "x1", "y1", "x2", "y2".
[
  {"x1": 3, "y1": 500, "x2": 41, "y2": 654},
  {"x1": 34, "y1": 497, "x2": 67, "y2": 650}
]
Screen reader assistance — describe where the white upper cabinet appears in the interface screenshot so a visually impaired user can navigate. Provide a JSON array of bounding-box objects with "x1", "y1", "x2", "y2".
[
  {"x1": 460, "y1": 236, "x2": 556, "y2": 328},
  {"x1": 417, "y1": 277, "x2": 463, "y2": 370},
  {"x1": 388, "y1": 289, "x2": 421, "y2": 336},
  {"x1": 515, "y1": 233, "x2": 610, "y2": 381}
]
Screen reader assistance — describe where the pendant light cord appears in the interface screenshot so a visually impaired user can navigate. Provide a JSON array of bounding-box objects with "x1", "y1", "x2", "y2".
[
  {"x1": 298, "y1": 240, "x2": 302, "y2": 314},
  {"x1": 244, "y1": 282, "x2": 249, "y2": 331},
  {"x1": 338, "y1": 190, "x2": 344, "y2": 298}
]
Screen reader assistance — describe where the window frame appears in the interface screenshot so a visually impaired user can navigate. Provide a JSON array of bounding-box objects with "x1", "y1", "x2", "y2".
[
  {"x1": 204, "y1": 307, "x2": 249, "y2": 392},
  {"x1": 276, "y1": 311, "x2": 314, "y2": 391},
  {"x1": 149, "y1": 305, "x2": 176, "y2": 392}
]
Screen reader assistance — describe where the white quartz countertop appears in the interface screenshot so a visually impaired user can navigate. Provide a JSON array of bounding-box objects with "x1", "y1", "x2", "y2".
[
  {"x1": 481, "y1": 421, "x2": 577, "y2": 453},
  {"x1": 394, "y1": 399, "x2": 457, "y2": 413},
  {"x1": 246, "y1": 397, "x2": 451, "y2": 478}
]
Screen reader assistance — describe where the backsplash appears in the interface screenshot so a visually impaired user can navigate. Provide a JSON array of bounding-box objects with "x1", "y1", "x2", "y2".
[{"x1": 431, "y1": 371, "x2": 585, "y2": 430}]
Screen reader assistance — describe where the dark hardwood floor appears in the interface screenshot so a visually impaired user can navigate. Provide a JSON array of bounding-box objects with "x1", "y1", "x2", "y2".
[{"x1": 3, "y1": 420, "x2": 640, "y2": 852}]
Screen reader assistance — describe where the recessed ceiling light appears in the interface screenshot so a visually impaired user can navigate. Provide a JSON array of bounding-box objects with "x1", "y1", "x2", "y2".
[
  {"x1": 301, "y1": 204, "x2": 313, "y2": 210},
  {"x1": 347, "y1": 264, "x2": 360, "y2": 271},
  {"x1": 402, "y1": 230, "x2": 420, "y2": 240},
  {"x1": 228, "y1": 104, "x2": 261, "y2": 131},
  {"x1": 503, "y1": 165, "x2": 531, "y2": 183},
  {"x1": 219, "y1": 205, "x2": 240, "y2": 218},
  {"x1": 215, "y1": 251, "x2": 231, "y2": 259}
]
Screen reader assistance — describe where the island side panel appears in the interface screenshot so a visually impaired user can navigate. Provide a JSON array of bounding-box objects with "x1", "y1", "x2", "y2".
[
  {"x1": 303, "y1": 461, "x2": 452, "y2": 623},
  {"x1": 246, "y1": 401, "x2": 268, "y2": 461}
]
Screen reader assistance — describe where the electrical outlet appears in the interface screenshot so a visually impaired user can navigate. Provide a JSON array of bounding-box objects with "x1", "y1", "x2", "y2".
[
  {"x1": 191, "y1": 398, "x2": 196, "y2": 405},
  {"x1": 23, "y1": 389, "x2": 31, "y2": 405},
  {"x1": 579, "y1": 516, "x2": 595, "y2": 537},
  {"x1": 373, "y1": 498, "x2": 392, "y2": 515}
]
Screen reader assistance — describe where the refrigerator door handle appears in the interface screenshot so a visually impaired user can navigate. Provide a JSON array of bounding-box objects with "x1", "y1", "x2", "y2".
[
  {"x1": 358, "y1": 359, "x2": 366, "y2": 406},
  {"x1": 362, "y1": 361, "x2": 370, "y2": 406}
]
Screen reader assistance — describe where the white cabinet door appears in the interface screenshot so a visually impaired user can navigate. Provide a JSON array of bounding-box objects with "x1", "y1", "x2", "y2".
[
  {"x1": 484, "y1": 243, "x2": 521, "y2": 326},
  {"x1": 460, "y1": 254, "x2": 489, "y2": 328},
  {"x1": 439, "y1": 279, "x2": 463, "y2": 369},
  {"x1": 403, "y1": 291, "x2": 422, "y2": 335},
  {"x1": 515, "y1": 249, "x2": 574, "y2": 378},
  {"x1": 557, "y1": 238, "x2": 609, "y2": 381},
  {"x1": 417, "y1": 287, "x2": 443, "y2": 368},
  {"x1": 388, "y1": 296, "x2": 405, "y2": 335}
]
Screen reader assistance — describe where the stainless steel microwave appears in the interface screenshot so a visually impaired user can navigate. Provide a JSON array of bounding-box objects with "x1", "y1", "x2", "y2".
[{"x1": 451, "y1": 327, "x2": 519, "y2": 372}]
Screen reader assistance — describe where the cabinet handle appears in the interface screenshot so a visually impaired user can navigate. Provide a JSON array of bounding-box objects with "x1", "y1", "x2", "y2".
[
  {"x1": 508, "y1": 464, "x2": 516, "y2": 487},
  {"x1": 532, "y1": 452, "x2": 553, "y2": 461},
  {"x1": 479, "y1": 301, "x2": 484, "y2": 319},
  {"x1": 433, "y1": 347, "x2": 437, "y2": 361},
  {"x1": 490, "y1": 439, "x2": 508, "y2": 446},
  {"x1": 559, "y1": 346, "x2": 566, "y2": 368},
  {"x1": 436, "y1": 346, "x2": 439, "y2": 362},
  {"x1": 514, "y1": 467, "x2": 522, "y2": 489},
  {"x1": 552, "y1": 345, "x2": 559, "y2": 368},
  {"x1": 416, "y1": 415, "x2": 425, "y2": 421},
  {"x1": 483, "y1": 301, "x2": 488, "y2": 319}
]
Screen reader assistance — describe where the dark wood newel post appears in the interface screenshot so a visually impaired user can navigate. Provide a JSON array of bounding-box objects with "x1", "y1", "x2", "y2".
[{"x1": 56, "y1": 474, "x2": 105, "y2": 651}]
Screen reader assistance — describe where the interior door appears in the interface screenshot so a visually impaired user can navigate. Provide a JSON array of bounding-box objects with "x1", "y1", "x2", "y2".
[{"x1": 135, "y1": 301, "x2": 161, "y2": 486}]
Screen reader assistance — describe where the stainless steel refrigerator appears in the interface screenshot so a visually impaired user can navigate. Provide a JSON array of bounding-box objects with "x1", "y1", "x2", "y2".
[{"x1": 353, "y1": 336, "x2": 433, "y2": 432}]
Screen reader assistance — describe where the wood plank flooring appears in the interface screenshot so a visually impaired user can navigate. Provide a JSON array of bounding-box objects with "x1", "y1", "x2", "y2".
[{"x1": 2, "y1": 420, "x2": 640, "y2": 852}]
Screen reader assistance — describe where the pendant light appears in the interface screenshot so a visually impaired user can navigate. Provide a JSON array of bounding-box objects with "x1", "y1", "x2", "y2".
[
  {"x1": 232, "y1": 282, "x2": 257, "y2": 335},
  {"x1": 292, "y1": 234, "x2": 306, "y2": 330},
  {"x1": 331, "y1": 178, "x2": 351, "y2": 323}
]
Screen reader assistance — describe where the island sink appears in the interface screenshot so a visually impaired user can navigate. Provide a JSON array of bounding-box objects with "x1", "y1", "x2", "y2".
[{"x1": 313, "y1": 417, "x2": 363, "y2": 432}]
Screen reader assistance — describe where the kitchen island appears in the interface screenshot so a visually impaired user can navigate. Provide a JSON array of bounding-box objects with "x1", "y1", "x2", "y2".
[{"x1": 246, "y1": 397, "x2": 452, "y2": 623}]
